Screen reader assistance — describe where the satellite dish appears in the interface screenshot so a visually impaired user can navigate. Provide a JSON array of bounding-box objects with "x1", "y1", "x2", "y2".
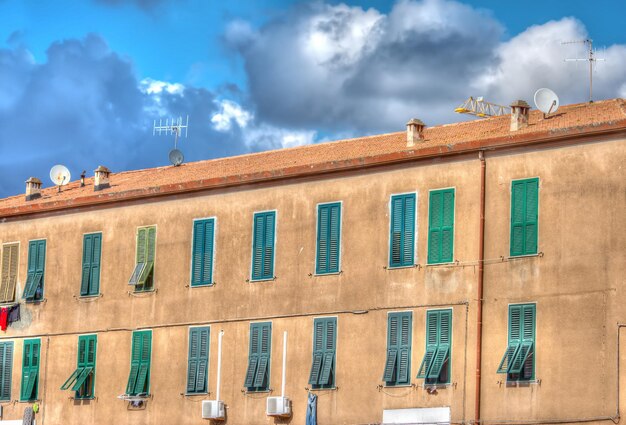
[
  {"x1": 534, "y1": 88, "x2": 560, "y2": 116},
  {"x1": 169, "y1": 149, "x2": 184, "y2": 166},
  {"x1": 50, "y1": 165, "x2": 71, "y2": 186}
]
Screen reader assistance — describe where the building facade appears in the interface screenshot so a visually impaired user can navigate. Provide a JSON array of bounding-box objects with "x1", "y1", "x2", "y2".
[{"x1": 0, "y1": 99, "x2": 624, "y2": 424}]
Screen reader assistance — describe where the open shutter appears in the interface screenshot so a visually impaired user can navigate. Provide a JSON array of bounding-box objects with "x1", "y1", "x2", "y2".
[
  {"x1": 428, "y1": 310, "x2": 451, "y2": 379},
  {"x1": 34, "y1": 241, "x2": 46, "y2": 299},
  {"x1": 137, "y1": 227, "x2": 156, "y2": 287},
  {"x1": 126, "y1": 333, "x2": 142, "y2": 395},
  {"x1": 134, "y1": 332, "x2": 151, "y2": 394},
  {"x1": 417, "y1": 312, "x2": 439, "y2": 378},
  {"x1": 382, "y1": 315, "x2": 399, "y2": 382},
  {"x1": 318, "y1": 319, "x2": 336, "y2": 386},
  {"x1": 0, "y1": 342, "x2": 13, "y2": 401},
  {"x1": 187, "y1": 329, "x2": 200, "y2": 392},
  {"x1": 23, "y1": 241, "x2": 44, "y2": 300},
  {"x1": 497, "y1": 305, "x2": 522, "y2": 373},
  {"x1": 1, "y1": 244, "x2": 18, "y2": 303},
  {"x1": 397, "y1": 313, "x2": 412, "y2": 383},
  {"x1": 244, "y1": 326, "x2": 260, "y2": 388},
  {"x1": 253, "y1": 324, "x2": 271, "y2": 388},
  {"x1": 21, "y1": 339, "x2": 39, "y2": 401},
  {"x1": 308, "y1": 320, "x2": 325, "y2": 385}
]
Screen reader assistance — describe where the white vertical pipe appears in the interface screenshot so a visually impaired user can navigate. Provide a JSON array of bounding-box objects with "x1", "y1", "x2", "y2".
[
  {"x1": 281, "y1": 331, "x2": 287, "y2": 397},
  {"x1": 216, "y1": 330, "x2": 223, "y2": 401}
]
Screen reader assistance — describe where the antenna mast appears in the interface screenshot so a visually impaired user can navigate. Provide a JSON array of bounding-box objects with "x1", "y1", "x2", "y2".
[
  {"x1": 562, "y1": 39, "x2": 605, "y2": 103},
  {"x1": 153, "y1": 115, "x2": 189, "y2": 166}
]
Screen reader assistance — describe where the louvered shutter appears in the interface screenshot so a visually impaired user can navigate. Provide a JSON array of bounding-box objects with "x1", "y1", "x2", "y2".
[
  {"x1": 126, "y1": 332, "x2": 142, "y2": 394},
  {"x1": 317, "y1": 203, "x2": 342, "y2": 274},
  {"x1": 428, "y1": 190, "x2": 454, "y2": 264},
  {"x1": 195, "y1": 328, "x2": 209, "y2": 392},
  {"x1": 134, "y1": 332, "x2": 152, "y2": 394},
  {"x1": 252, "y1": 213, "x2": 275, "y2": 280},
  {"x1": 328, "y1": 205, "x2": 340, "y2": 272},
  {"x1": 318, "y1": 319, "x2": 336, "y2": 386},
  {"x1": 136, "y1": 227, "x2": 156, "y2": 289},
  {"x1": 390, "y1": 196, "x2": 404, "y2": 267},
  {"x1": 417, "y1": 311, "x2": 439, "y2": 378},
  {"x1": 385, "y1": 312, "x2": 412, "y2": 385},
  {"x1": 428, "y1": 310, "x2": 451, "y2": 380},
  {"x1": 389, "y1": 195, "x2": 415, "y2": 268},
  {"x1": 510, "y1": 178, "x2": 539, "y2": 256},
  {"x1": 428, "y1": 192, "x2": 442, "y2": 264},
  {"x1": 0, "y1": 244, "x2": 18, "y2": 303},
  {"x1": 397, "y1": 313, "x2": 412, "y2": 383},
  {"x1": 253, "y1": 324, "x2": 271, "y2": 388},
  {"x1": 0, "y1": 342, "x2": 13, "y2": 401},
  {"x1": 497, "y1": 305, "x2": 522, "y2": 373},
  {"x1": 89, "y1": 234, "x2": 101, "y2": 295},
  {"x1": 24, "y1": 241, "x2": 45, "y2": 300},
  {"x1": 382, "y1": 315, "x2": 399, "y2": 382},
  {"x1": 441, "y1": 191, "x2": 454, "y2": 262},
  {"x1": 80, "y1": 234, "x2": 93, "y2": 295},
  {"x1": 244, "y1": 325, "x2": 259, "y2": 388},
  {"x1": 21, "y1": 339, "x2": 39, "y2": 401},
  {"x1": 202, "y1": 220, "x2": 214, "y2": 285},
  {"x1": 191, "y1": 221, "x2": 205, "y2": 286},
  {"x1": 308, "y1": 320, "x2": 325, "y2": 385},
  {"x1": 187, "y1": 327, "x2": 210, "y2": 393},
  {"x1": 263, "y1": 215, "x2": 275, "y2": 278},
  {"x1": 524, "y1": 180, "x2": 538, "y2": 254},
  {"x1": 316, "y1": 206, "x2": 329, "y2": 273}
]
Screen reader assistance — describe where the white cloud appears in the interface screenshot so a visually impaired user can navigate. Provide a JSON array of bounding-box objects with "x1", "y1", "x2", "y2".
[
  {"x1": 140, "y1": 78, "x2": 185, "y2": 95},
  {"x1": 211, "y1": 99, "x2": 252, "y2": 131}
]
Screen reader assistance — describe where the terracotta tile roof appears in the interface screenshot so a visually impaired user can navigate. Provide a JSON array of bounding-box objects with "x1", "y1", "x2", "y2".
[{"x1": 2, "y1": 98, "x2": 625, "y2": 218}]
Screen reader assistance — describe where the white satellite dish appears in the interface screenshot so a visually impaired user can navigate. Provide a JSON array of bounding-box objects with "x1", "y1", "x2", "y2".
[
  {"x1": 50, "y1": 165, "x2": 71, "y2": 192},
  {"x1": 534, "y1": 88, "x2": 560, "y2": 116},
  {"x1": 169, "y1": 149, "x2": 184, "y2": 166}
]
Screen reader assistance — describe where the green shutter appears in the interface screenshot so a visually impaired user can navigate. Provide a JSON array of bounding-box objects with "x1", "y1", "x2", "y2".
[
  {"x1": 309, "y1": 318, "x2": 336, "y2": 388},
  {"x1": 191, "y1": 219, "x2": 215, "y2": 286},
  {"x1": 187, "y1": 327, "x2": 210, "y2": 393},
  {"x1": 81, "y1": 234, "x2": 102, "y2": 296},
  {"x1": 383, "y1": 312, "x2": 412, "y2": 385},
  {"x1": 510, "y1": 178, "x2": 539, "y2": 256},
  {"x1": 0, "y1": 342, "x2": 13, "y2": 401},
  {"x1": 428, "y1": 189, "x2": 455, "y2": 264},
  {"x1": 133, "y1": 227, "x2": 156, "y2": 291},
  {"x1": 251, "y1": 212, "x2": 275, "y2": 281},
  {"x1": 316, "y1": 203, "x2": 341, "y2": 274},
  {"x1": 126, "y1": 331, "x2": 151, "y2": 395},
  {"x1": 23, "y1": 241, "x2": 46, "y2": 300},
  {"x1": 20, "y1": 339, "x2": 40, "y2": 401},
  {"x1": 497, "y1": 304, "x2": 535, "y2": 376},
  {"x1": 417, "y1": 310, "x2": 451, "y2": 382},
  {"x1": 73, "y1": 335, "x2": 96, "y2": 396},
  {"x1": 389, "y1": 194, "x2": 416, "y2": 268},
  {"x1": 245, "y1": 323, "x2": 271, "y2": 391},
  {"x1": 0, "y1": 244, "x2": 19, "y2": 303}
]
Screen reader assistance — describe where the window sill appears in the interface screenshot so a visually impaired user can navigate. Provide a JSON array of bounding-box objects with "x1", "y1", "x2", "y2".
[
  {"x1": 421, "y1": 383, "x2": 451, "y2": 390},
  {"x1": 72, "y1": 396, "x2": 95, "y2": 400},
  {"x1": 183, "y1": 392, "x2": 208, "y2": 397},
  {"x1": 385, "y1": 264, "x2": 419, "y2": 270},
  {"x1": 248, "y1": 277, "x2": 276, "y2": 283},
  {"x1": 188, "y1": 283, "x2": 214, "y2": 288},
  {"x1": 313, "y1": 271, "x2": 342, "y2": 277},
  {"x1": 23, "y1": 298, "x2": 46, "y2": 304},
  {"x1": 507, "y1": 252, "x2": 543, "y2": 260},
  {"x1": 306, "y1": 386, "x2": 337, "y2": 392},
  {"x1": 382, "y1": 383, "x2": 412, "y2": 389},
  {"x1": 243, "y1": 389, "x2": 271, "y2": 394},
  {"x1": 425, "y1": 261, "x2": 455, "y2": 268},
  {"x1": 505, "y1": 379, "x2": 540, "y2": 387},
  {"x1": 78, "y1": 294, "x2": 100, "y2": 299},
  {"x1": 129, "y1": 288, "x2": 157, "y2": 296},
  {"x1": 18, "y1": 399, "x2": 39, "y2": 403}
]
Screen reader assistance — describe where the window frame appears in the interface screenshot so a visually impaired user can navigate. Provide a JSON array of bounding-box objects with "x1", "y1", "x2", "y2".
[
  {"x1": 249, "y1": 211, "x2": 277, "y2": 282},
  {"x1": 80, "y1": 232, "x2": 103, "y2": 297},
  {"x1": 509, "y1": 177, "x2": 540, "y2": 257},
  {"x1": 383, "y1": 311, "x2": 413, "y2": 387},
  {"x1": 0, "y1": 241, "x2": 20, "y2": 304},
  {"x1": 189, "y1": 217, "x2": 217, "y2": 287},
  {"x1": 315, "y1": 201, "x2": 343, "y2": 275},
  {"x1": 186, "y1": 326, "x2": 210, "y2": 394}
]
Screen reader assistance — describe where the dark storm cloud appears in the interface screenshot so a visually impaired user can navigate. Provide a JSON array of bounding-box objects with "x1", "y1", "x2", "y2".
[{"x1": 0, "y1": 34, "x2": 246, "y2": 198}]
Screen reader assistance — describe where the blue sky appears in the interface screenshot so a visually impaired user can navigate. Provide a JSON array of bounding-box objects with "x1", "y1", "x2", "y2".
[{"x1": 1, "y1": 0, "x2": 626, "y2": 198}]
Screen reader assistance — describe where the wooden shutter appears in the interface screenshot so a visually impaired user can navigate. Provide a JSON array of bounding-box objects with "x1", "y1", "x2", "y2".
[
  {"x1": 382, "y1": 315, "x2": 399, "y2": 382},
  {"x1": 510, "y1": 178, "x2": 539, "y2": 256},
  {"x1": 428, "y1": 189, "x2": 454, "y2": 264},
  {"x1": 0, "y1": 243, "x2": 18, "y2": 303},
  {"x1": 384, "y1": 312, "x2": 412, "y2": 384},
  {"x1": 497, "y1": 305, "x2": 522, "y2": 373},
  {"x1": 72, "y1": 335, "x2": 96, "y2": 393},
  {"x1": 316, "y1": 203, "x2": 342, "y2": 274},
  {"x1": 0, "y1": 342, "x2": 13, "y2": 401},
  {"x1": 126, "y1": 331, "x2": 151, "y2": 396},
  {"x1": 417, "y1": 311, "x2": 439, "y2": 378},
  {"x1": 308, "y1": 320, "x2": 325, "y2": 385},
  {"x1": 187, "y1": 327, "x2": 210, "y2": 393},
  {"x1": 309, "y1": 318, "x2": 336, "y2": 387},
  {"x1": 397, "y1": 313, "x2": 412, "y2": 383},
  {"x1": 507, "y1": 305, "x2": 536, "y2": 375},
  {"x1": 23, "y1": 241, "x2": 45, "y2": 300},
  {"x1": 191, "y1": 220, "x2": 215, "y2": 286},
  {"x1": 81, "y1": 234, "x2": 102, "y2": 296},
  {"x1": 318, "y1": 319, "x2": 336, "y2": 386},
  {"x1": 389, "y1": 195, "x2": 415, "y2": 268},
  {"x1": 21, "y1": 339, "x2": 39, "y2": 401},
  {"x1": 428, "y1": 310, "x2": 451, "y2": 380},
  {"x1": 136, "y1": 227, "x2": 156, "y2": 289},
  {"x1": 252, "y1": 213, "x2": 275, "y2": 280},
  {"x1": 80, "y1": 235, "x2": 93, "y2": 295},
  {"x1": 245, "y1": 323, "x2": 271, "y2": 390}
]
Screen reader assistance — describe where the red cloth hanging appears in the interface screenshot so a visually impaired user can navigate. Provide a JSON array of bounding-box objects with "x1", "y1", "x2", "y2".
[{"x1": 0, "y1": 308, "x2": 8, "y2": 331}]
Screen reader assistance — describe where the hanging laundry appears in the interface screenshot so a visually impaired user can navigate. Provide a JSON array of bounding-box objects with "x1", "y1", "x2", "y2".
[
  {"x1": 7, "y1": 303, "x2": 20, "y2": 325},
  {"x1": 306, "y1": 392, "x2": 317, "y2": 425},
  {"x1": 0, "y1": 307, "x2": 8, "y2": 331}
]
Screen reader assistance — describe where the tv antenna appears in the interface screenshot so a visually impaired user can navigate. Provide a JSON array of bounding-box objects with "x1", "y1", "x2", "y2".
[
  {"x1": 50, "y1": 164, "x2": 71, "y2": 193},
  {"x1": 153, "y1": 115, "x2": 189, "y2": 166},
  {"x1": 562, "y1": 39, "x2": 605, "y2": 103}
]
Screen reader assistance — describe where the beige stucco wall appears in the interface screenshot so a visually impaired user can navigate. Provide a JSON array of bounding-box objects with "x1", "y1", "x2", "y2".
[{"x1": 0, "y1": 136, "x2": 623, "y2": 424}]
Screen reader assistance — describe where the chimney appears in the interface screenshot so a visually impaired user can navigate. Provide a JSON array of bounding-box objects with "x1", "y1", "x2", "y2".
[
  {"x1": 94, "y1": 166, "x2": 111, "y2": 191},
  {"x1": 510, "y1": 100, "x2": 530, "y2": 131},
  {"x1": 25, "y1": 177, "x2": 42, "y2": 201},
  {"x1": 406, "y1": 118, "x2": 426, "y2": 147}
]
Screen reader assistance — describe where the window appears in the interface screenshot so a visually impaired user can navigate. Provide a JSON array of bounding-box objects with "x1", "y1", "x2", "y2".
[
  {"x1": 60, "y1": 335, "x2": 97, "y2": 399},
  {"x1": 251, "y1": 212, "x2": 275, "y2": 281},
  {"x1": 497, "y1": 304, "x2": 535, "y2": 382},
  {"x1": 186, "y1": 327, "x2": 209, "y2": 394},
  {"x1": 20, "y1": 338, "x2": 40, "y2": 401},
  {"x1": 128, "y1": 227, "x2": 156, "y2": 291},
  {"x1": 308, "y1": 317, "x2": 337, "y2": 389},
  {"x1": 382, "y1": 312, "x2": 412, "y2": 386},
  {"x1": 191, "y1": 219, "x2": 215, "y2": 286},
  {"x1": 427, "y1": 189, "x2": 455, "y2": 264},
  {"x1": 23, "y1": 240, "x2": 46, "y2": 301},
  {"x1": 316, "y1": 202, "x2": 341, "y2": 274},
  {"x1": 126, "y1": 330, "x2": 152, "y2": 396},
  {"x1": 417, "y1": 309, "x2": 451, "y2": 384},
  {"x1": 0, "y1": 243, "x2": 19, "y2": 303},
  {"x1": 80, "y1": 233, "x2": 102, "y2": 296},
  {"x1": 510, "y1": 178, "x2": 539, "y2": 256},
  {"x1": 244, "y1": 322, "x2": 271, "y2": 392},
  {"x1": 0, "y1": 341, "x2": 14, "y2": 401},
  {"x1": 389, "y1": 194, "x2": 416, "y2": 268}
]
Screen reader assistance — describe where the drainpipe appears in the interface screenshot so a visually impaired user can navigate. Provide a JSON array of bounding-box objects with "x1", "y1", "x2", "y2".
[{"x1": 475, "y1": 151, "x2": 486, "y2": 424}]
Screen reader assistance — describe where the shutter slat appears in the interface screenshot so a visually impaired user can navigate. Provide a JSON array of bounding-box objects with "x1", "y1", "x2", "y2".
[
  {"x1": 416, "y1": 346, "x2": 436, "y2": 378},
  {"x1": 244, "y1": 357, "x2": 258, "y2": 388},
  {"x1": 319, "y1": 352, "x2": 334, "y2": 385},
  {"x1": 397, "y1": 349, "x2": 410, "y2": 382},
  {"x1": 253, "y1": 356, "x2": 268, "y2": 388},
  {"x1": 308, "y1": 353, "x2": 323, "y2": 385},
  {"x1": 382, "y1": 349, "x2": 398, "y2": 382}
]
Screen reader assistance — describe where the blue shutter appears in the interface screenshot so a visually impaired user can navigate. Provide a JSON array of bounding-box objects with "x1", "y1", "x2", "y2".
[{"x1": 389, "y1": 194, "x2": 416, "y2": 268}]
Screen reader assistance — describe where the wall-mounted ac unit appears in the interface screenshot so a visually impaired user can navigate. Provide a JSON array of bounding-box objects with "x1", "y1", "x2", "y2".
[
  {"x1": 266, "y1": 396, "x2": 291, "y2": 417},
  {"x1": 202, "y1": 400, "x2": 225, "y2": 420}
]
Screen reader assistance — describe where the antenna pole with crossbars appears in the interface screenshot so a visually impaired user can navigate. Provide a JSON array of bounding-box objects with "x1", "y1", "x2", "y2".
[
  {"x1": 153, "y1": 115, "x2": 189, "y2": 149},
  {"x1": 562, "y1": 39, "x2": 605, "y2": 103}
]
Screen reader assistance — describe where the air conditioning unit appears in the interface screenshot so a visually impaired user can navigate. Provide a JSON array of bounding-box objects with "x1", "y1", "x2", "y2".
[
  {"x1": 266, "y1": 396, "x2": 291, "y2": 417},
  {"x1": 202, "y1": 400, "x2": 225, "y2": 420}
]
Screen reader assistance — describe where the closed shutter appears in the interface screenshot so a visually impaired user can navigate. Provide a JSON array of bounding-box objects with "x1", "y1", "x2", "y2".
[
  {"x1": 126, "y1": 331, "x2": 151, "y2": 395},
  {"x1": 0, "y1": 243, "x2": 18, "y2": 303},
  {"x1": 191, "y1": 220, "x2": 215, "y2": 286},
  {"x1": 245, "y1": 323, "x2": 271, "y2": 390},
  {"x1": 383, "y1": 312, "x2": 412, "y2": 385},
  {"x1": 0, "y1": 342, "x2": 13, "y2": 401},
  {"x1": 309, "y1": 318, "x2": 337, "y2": 388},
  {"x1": 81, "y1": 234, "x2": 102, "y2": 296},
  {"x1": 316, "y1": 203, "x2": 341, "y2": 274},
  {"x1": 187, "y1": 327, "x2": 210, "y2": 393},
  {"x1": 389, "y1": 194, "x2": 416, "y2": 268},
  {"x1": 510, "y1": 178, "x2": 539, "y2": 256},
  {"x1": 428, "y1": 189, "x2": 455, "y2": 264},
  {"x1": 20, "y1": 339, "x2": 40, "y2": 401},
  {"x1": 251, "y1": 212, "x2": 276, "y2": 280}
]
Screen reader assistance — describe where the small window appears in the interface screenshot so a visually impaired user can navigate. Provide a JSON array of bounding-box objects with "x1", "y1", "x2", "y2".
[
  {"x1": 316, "y1": 202, "x2": 341, "y2": 274},
  {"x1": 251, "y1": 212, "x2": 276, "y2": 281},
  {"x1": 0, "y1": 243, "x2": 19, "y2": 303},
  {"x1": 23, "y1": 240, "x2": 46, "y2": 301},
  {"x1": 80, "y1": 233, "x2": 102, "y2": 296},
  {"x1": 126, "y1": 330, "x2": 152, "y2": 396},
  {"x1": 60, "y1": 335, "x2": 97, "y2": 399},
  {"x1": 510, "y1": 178, "x2": 539, "y2": 256},
  {"x1": 20, "y1": 338, "x2": 40, "y2": 401},
  {"x1": 244, "y1": 322, "x2": 271, "y2": 392},
  {"x1": 427, "y1": 189, "x2": 455, "y2": 264},
  {"x1": 382, "y1": 312, "x2": 412, "y2": 386},
  {"x1": 417, "y1": 309, "x2": 451, "y2": 385},
  {"x1": 186, "y1": 327, "x2": 210, "y2": 394},
  {"x1": 308, "y1": 317, "x2": 337, "y2": 389},
  {"x1": 191, "y1": 219, "x2": 215, "y2": 286},
  {"x1": 0, "y1": 341, "x2": 14, "y2": 401},
  {"x1": 128, "y1": 227, "x2": 156, "y2": 292},
  {"x1": 497, "y1": 304, "x2": 535, "y2": 382},
  {"x1": 389, "y1": 194, "x2": 416, "y2": 268}
]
